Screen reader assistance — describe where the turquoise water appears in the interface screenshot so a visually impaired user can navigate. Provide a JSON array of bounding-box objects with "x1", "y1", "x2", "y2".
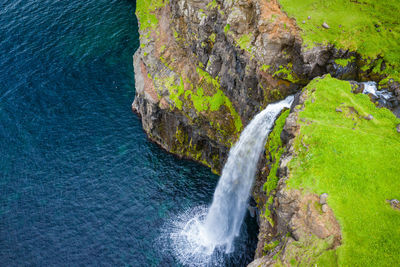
[{"x1": 0, "y1": 0, "x2": 257, "y2": 265}]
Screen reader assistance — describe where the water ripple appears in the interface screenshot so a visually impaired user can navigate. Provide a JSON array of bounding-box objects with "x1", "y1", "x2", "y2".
[{"x1": 0, "y1": 0, "x2": 257, "y2": 265}]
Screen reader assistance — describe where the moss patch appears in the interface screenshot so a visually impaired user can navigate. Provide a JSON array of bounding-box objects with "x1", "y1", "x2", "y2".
[
  {"x1": 278, "y1": 0, "x2": 400, "y2": 77},
  {"x1": 287, "y1": 75, "x2": 400, "y2": 266},
  {"x1": 236, "y1": 33, "x2": 254, "y2": 54},
  {"x1": 136, "y1": 0, "x2": 168, "y2": 32},
  {"x1": 193, "y1": 68, "x2": 243, "y2": 133},
  {"x1": 334, "y1": 57, "x2": 354, "y2": 68},
  {"x1": 283, "y1": 235, "x2": 338, "y2": 267},
  {"x1": 263, "y1": 109, "x2": 290, "y2": 195},
  {"x1": 273, "y1": 63, "x2": 300, "y2": 83},
  {"x1": 261, "y1": 110, "x2": 290, "y2": 226}
]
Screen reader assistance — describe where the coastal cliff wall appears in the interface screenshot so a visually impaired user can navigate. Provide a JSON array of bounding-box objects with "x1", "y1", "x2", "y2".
[
  {"x1": 133, "y1": 0, "x2": 400, "y2": 265},
  {"x1": 132, "y1": 0, "x2": 384, "y2": 173}
]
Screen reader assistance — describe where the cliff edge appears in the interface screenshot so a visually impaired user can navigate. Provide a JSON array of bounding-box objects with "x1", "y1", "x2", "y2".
[{"x1": 133, "y1": 0, "x2": 400, "y2": 265}]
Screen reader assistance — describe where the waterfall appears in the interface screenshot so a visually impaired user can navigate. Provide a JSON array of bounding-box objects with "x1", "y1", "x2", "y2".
[
  {"x1": 201, "y1": 94, "x2": 294, "y2": 252},
  {"x1": 167, "y1": 95, "x2": 294, "y2": 265}
]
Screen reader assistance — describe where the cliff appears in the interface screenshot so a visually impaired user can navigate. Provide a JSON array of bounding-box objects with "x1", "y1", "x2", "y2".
[
  {"x1": 251, "y1": 75, "x2": 400, "y2": 266},
  {"x1": 133, "y1": 0, "x2": 400, "y2": 265}
]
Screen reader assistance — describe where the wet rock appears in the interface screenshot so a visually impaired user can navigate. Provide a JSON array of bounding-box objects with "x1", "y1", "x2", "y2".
[
  {"x1": 335, "y1": 107, "x2": 342, "y2": 113},
  {"x1": 248, "y1": 206, "x2": 256, "y2": 217},
  {"x1": 364, "y1": 114, "x2": 374, "y2": 120},
  {"x1": 349, "y1": 81, "x2": 364, "y2": 94},
  {"x1": 320, "y1": 193, "x2": 329, "y2": 204},
  {"x1": 322, "y1": 22, "x2": 330, "y2": 29}
]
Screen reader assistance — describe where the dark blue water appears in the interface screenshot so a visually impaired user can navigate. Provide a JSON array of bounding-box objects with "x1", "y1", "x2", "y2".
[{"x1": 0, "y1": 0, "x2": 257, "y2": 265}]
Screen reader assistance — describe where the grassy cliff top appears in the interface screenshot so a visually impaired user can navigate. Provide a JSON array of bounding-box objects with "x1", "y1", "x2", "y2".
[
  {"x1": 287, "y1": 75, "x2": 400, "y2": 266},
  {"x1": 279, "y1": 0, "x2": 400, "y2": 76}
]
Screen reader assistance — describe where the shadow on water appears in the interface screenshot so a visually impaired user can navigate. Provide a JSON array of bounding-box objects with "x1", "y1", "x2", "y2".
[{"x1": 0, "y1": 0, "x2": 258, "y2": 265}]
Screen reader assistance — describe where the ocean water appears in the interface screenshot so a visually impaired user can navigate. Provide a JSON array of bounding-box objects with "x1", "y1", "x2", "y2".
[{"x1": 0, "y1": 0, "x2": 257, "y2": 266}]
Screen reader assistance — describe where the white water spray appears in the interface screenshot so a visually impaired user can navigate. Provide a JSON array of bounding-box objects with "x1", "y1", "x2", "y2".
[
  {"x1": 166, "y1": 95, "x2": 294, "y2": 265},
  {"x1": 201, "y1": 95, "x2": 294, "y2": 252},
  {"x1": 363, "y1": 81, "x2": 393, "y2": 101}
]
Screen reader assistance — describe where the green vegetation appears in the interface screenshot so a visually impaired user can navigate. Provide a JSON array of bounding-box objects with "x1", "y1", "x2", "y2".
[
  {"x1": 155, "y1": 65, "x2": 243, "y2": 140},
  {"x1": 278, "y1": 0, "x2": 400, "y2": 76},
  {"x1": 209, "y1": 33, "x2": 216, "y2": 43},
  {"x1": 273, "y1": 63, "x2": 299, "y2": 83},
  {"x1": 334, "y1": 57, "x2": 354, "y2": 68},
  {"x1": 135, "y1": 0, "x2": 168, "y2": 32},
  {"x1": 264, "y1": 240, "x2": 280, "y2": 254},
  {"x1": 206, "y1": 0, "x2": 218, "y2": 10},
  {"x1": 287, "y1": 75, "x2": 400, "y2": 266},
  {"x1": 261, "y1": 110, "x2": 290, "y2": 226},
  {"x1": 153, "y1": 75, "x2": 184, "y2": 109},
  {"x1": 263, "y1": 109, "x2": 290, "y2": 195},
  {"x1": 193, "y1": 68, "x2": 243, "y2": 132},
  {"x1": 236, "y1": 33, "x2": 254, "y2": 53},
  {"x1": 174, "y1": 126, "x2": 217, "y2": 172},
  {"x1": 224, "y1": 24, "x2": 230, "y2": 35},
  {"x1": 283, "y1": 235, "x2": 338, "y2": 267},
  {"x1": 261, "y1": 64, "x2": 271, "y2": 72}
]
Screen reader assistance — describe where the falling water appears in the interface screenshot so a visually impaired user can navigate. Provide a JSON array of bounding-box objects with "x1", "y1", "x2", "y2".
[{"x1": 167, "y1": 95, "x2": 294, "y2": 266}]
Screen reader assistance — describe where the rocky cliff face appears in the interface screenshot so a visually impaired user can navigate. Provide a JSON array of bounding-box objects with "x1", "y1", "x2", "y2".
[
  {"x1": 250, "y1": 89, "x2": 342, "y2": 265},
  {"x1": 133, "y1": 0, "x2": 371, "y2": 173},
  {"x1": 133, "y1": 0, "x2": 400, "y2": 265}
]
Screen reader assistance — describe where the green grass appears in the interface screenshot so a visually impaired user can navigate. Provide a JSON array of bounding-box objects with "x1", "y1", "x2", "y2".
[
  {"x1": 263, "y1": 109, "x2": 290, "y2": 195},
  {"x1": 287, "y1": 75, "x2": 400, "y2": 266},
  {"x1": 136, "y1": 0, "x2": 168, "y2": 32},
  {"x1": 334, "y1": 57, "x2": 354, "y2": 68},
  {"x1": 278, "y1": 0, "x2": 400, "y2": 72}
]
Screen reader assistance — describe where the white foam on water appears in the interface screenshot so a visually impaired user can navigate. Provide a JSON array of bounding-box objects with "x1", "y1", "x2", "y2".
[{"x1": 363, "y1": 81, "x2": 393, "y2": 100}]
